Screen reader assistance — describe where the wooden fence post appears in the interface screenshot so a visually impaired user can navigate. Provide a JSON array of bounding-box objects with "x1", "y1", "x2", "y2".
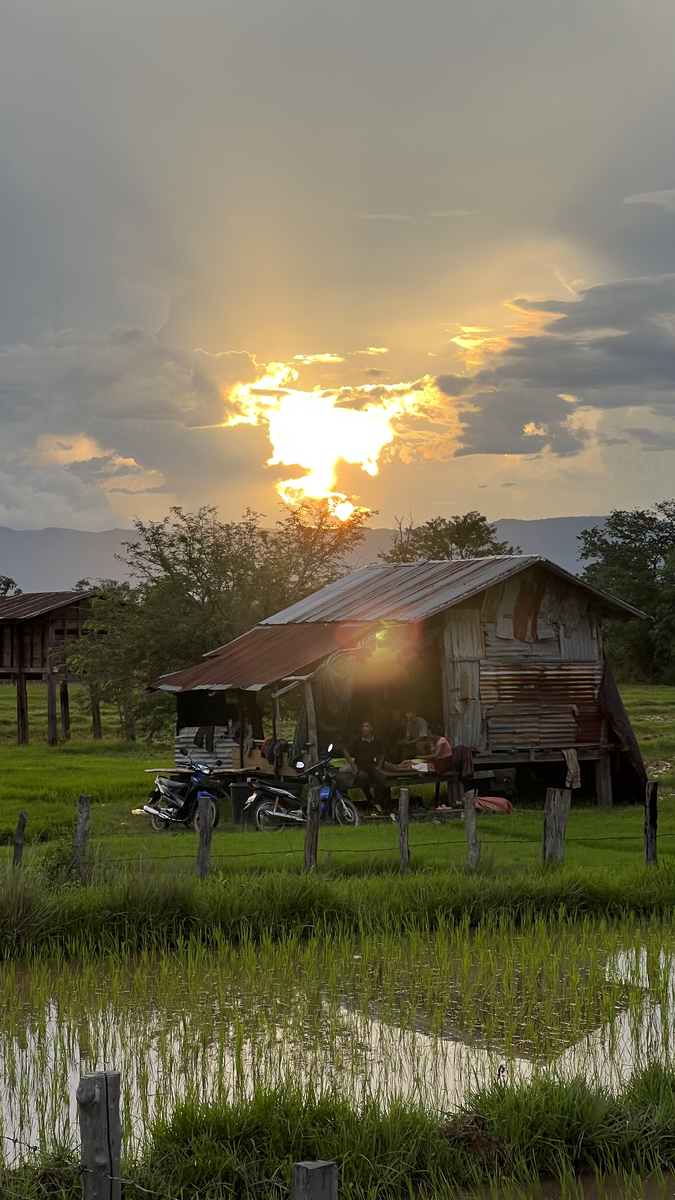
[
  {"x1": 464, "y1": 789, "x2": 480, "y2": 872},
  {"x1": 77, "y1": 1071, "x2": 121, "y2": 1200},
  {"x1": 398, "y1": 787, "x2": 410, "y2": 874},
  {"x1": 292, "y1": 1161, "x2": 338, "y2": 1200},
  {"x1": 13, "y1": 811, "x2": 28, "y2": 869},
  {"x1": 304, "y1": 784, "x2": 320, "y2": 873},
  {"x1": 71, "y1": 794, "x2": 91, "y2": 879},
  {"x1": 542, "y1": 787, "x2": 571, "y2": 864},
  {"x1": 645, "y1": 780, "x2": 658, "y2": 867},
  {"x1": 196, "y1": 794, "x2": 214, "y2": 879}
]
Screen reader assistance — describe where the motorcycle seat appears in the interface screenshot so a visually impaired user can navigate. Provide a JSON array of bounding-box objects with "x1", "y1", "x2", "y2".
[{"x1": 158, "y1": 777, "x2": 187, "y2": 798}]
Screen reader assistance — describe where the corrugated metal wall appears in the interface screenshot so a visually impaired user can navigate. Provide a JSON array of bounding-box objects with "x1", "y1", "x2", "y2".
[{"x1": 441, "y1": 567, "x2": 606, "y2": 750}]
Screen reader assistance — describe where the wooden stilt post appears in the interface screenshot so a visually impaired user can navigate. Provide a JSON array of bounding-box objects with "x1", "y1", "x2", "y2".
[
  {"x1": 304, "y1": 679, "x2": 319, "y2": 764},
  {"x1": 16, "y1": 671, "x2": 28, "y2": 745},
  {"x1": 542, "y1": 787, "x2": 571, "y2": 864},
  {"x1": 292, "y1": 1161, "x2": 338, "y2": 1200},
  {"x1": 464, "y1": 789, "x2": 480, "y2": 872},
  {"x1": 304, "y1": 783, "x2": 320, "y2": 873},
  {"x1": 645, "y1": 780, "x2": 658, "y2": 867},
  {"x1": 398, "y1": 786, "x2": 410, "y2": 874},
  {"x1": 60, "y1": 680, "x2": 71, "y2": 740},
  {"x1": 595, "y1": 755, "x2": 613, "y2": 809},
  {"x1": 13, "y1": 811, "x2": 28, "y2": 869},
  {"x1": 47, "y1": 672, "x2": 58, "y2": 746},
  {"x1": 71, "y1": 793, "x2": 91, "y2": 879},
  {"x1": 196, "y1": 794, "x2": 214, "y2": 879},
  {"x1": 77, "y1": 1071, "x2": 122, "y2": 1200},
  {"x1": 91, "y1": 689, "x2": 102, "y2": 741}
]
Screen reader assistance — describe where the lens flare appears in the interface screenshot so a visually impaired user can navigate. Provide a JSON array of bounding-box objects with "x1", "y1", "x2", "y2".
[{"x1": 225, "y1": 362, "x2": 451, "y2": 519}]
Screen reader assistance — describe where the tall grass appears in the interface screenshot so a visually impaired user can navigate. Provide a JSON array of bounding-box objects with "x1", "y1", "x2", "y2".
[
  {"x1": 4, "y1": 864, "x2": 675, "y2": 958},
  {"x1": 6, "y1": 1067, "x2": 675, "y2": 1197}
]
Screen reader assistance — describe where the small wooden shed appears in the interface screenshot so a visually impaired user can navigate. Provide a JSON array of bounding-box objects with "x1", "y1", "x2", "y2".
[
  {"x1": 0, "y1": 591, "x2": 99, "y2": 744},
  {"x1": 150, "y1": 557, "x2": 646, "y2": 805}
]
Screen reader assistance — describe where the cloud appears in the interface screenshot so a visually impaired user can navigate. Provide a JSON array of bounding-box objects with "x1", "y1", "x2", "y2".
[
  {"x1": 438, "y1": 273, "x2": 675, "y2": 458},
  {"x1": 625, "y1": 427, "x2": 675, "y2": 450},
  {"x1": 0, "y1": 326, "x2": 262, "y2": 526},
  {"x1": 353, "y1": 347, "x2": 390, "y2": 356},
  {"x1": 356, "y1": 213, "x2": 417, "y2": 223},
  {"x1": 293, "y1": 352, "x2": 345, "y2": 364},
  {"x1": 623, "y1": 189, "x2": 675, "y2": 213}
]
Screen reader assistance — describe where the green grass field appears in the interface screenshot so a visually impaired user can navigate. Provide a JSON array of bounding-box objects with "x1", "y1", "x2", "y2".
[{"x1": 0, "y1": 682, "x2": 674, "y2": 876}]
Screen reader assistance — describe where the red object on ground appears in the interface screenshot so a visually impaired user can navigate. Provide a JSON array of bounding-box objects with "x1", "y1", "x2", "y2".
[{"x1": 474, "y1": 796, "x2": 514, "y2": 814}]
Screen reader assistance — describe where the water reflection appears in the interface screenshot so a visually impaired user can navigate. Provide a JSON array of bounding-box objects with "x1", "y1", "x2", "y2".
[{"x1": 1, "y1": 946, "x2": 673, "y2": 1163}]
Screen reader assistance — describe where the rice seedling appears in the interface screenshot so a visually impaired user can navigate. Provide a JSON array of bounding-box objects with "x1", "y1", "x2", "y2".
[{"x1": 1, "y1": 916, "x2": 675, "y2": 1164}]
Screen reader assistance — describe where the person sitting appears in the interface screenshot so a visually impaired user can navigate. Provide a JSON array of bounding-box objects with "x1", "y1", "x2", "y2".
[
  {"x1": 397, "y1": 710, "x2": 431, "y2": 755},
  {"x1": 343, "y1": 720, "x2": 388, "y2": 810},
  {"x1": 400, "y1": 730, "x2": 454, "y2": 776}
]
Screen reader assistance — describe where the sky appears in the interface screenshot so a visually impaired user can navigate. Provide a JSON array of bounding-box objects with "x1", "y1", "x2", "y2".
[{"x1": 0, "y1": 0, "x2": 674, "y2": 531}]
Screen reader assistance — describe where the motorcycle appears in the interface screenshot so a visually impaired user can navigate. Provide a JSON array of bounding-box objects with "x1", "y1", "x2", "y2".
[
  {"x1": 244, "y1": 746, "x2": 360, "y2": 832},
  {"x1": 135, "y1": 749, "x2": 224, "y2": 831}
]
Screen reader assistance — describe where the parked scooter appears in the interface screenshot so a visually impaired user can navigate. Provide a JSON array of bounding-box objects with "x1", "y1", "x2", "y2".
[
  {"x1": 135, "y1": 749, "x2": 225, "y2": 831},
  {"x1": 244, "y1": 746, "x2": 360, "y2": 831}
]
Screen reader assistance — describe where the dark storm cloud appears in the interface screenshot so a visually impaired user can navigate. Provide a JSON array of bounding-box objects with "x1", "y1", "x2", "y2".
[{"x1": 443, "y1": 275, "x2": 675, "y2": 457}]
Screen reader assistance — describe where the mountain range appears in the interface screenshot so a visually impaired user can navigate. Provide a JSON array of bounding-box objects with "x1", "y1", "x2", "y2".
[{"x1": 0, "y1": 516, "x2": 605, "y2": 593}]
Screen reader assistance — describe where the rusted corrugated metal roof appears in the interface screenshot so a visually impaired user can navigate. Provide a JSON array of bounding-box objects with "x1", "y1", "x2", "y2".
[
  {"x1": 150, "y1": 622, "x2": 373, "y2": 693},
  {"x1": 0, "y1": 591, "x2": 94, "y2": 621},
  {"x1": 259, "y1": 557, "x2": 645, "y2": 625}
]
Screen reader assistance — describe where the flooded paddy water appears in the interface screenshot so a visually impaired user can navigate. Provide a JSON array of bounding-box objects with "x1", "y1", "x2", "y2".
[{"x1": 2, "y1": 917, "x2": 675, "y2": 1164}]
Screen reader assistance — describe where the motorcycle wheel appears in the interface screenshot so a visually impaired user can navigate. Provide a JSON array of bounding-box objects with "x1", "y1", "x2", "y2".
[
  {"x1": 333, "y1": 796, "x2": 361, "y2": 826},
  {"x1": 251, "y1": 798, "x2": 285, "y2": 832},
  {"x1": 192, "y1": 799, "x2": 220, "y2": 833},
  {"x1": 149, "y1": 793, "x2": 171, "y2": 831}
]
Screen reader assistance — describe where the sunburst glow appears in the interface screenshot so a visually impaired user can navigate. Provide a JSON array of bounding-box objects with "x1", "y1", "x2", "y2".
[{"x1": 225, "y1": 363, "x2": 453, "y2": 518}]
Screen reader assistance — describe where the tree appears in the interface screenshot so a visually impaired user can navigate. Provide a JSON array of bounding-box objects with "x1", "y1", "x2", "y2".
[
  {"x1": 578, "y1": 501, "x2": 675, "y2": 681},
  {"x1": 0, "y1": 576, "x2": 22, "y2": 596},
  {"x1": 380, "y1": 511, "x2": 518, "y2": 563},
  {"x1": 65, "y1": 501, "x2": 369, "y2": 739}
]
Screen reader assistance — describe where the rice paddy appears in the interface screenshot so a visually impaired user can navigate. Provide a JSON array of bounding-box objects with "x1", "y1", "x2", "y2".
[{"x1": 2, "y1": 684, "x2": 675, "y2": 1195}]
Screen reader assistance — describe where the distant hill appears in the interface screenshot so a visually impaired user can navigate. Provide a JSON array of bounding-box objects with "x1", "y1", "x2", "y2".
[{"x1": 1, "y1": 515, "x2": 604, "y2": 592}]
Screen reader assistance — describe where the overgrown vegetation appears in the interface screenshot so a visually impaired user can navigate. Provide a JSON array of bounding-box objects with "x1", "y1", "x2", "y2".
[
  {"x1": 5, "y1": 863, "x2": 675, "y2": 958},
  {"x1": 580, "y1": 501, "x2": 675, "y2": 683},
  {"x1": 7, "y1": 1068, "x2": 675, "y2": 1197},
  {"x1": 379, "y1": 510, "x2": 519, "y2": 562},
  {"x1": 63, "y1": 500, "x2": 368, "y2": 738}
]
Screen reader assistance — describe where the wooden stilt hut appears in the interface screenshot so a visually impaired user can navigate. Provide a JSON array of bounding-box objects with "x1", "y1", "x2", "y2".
[{"x1": 0, "y1": 591, "x2": 98, "y2": 744}]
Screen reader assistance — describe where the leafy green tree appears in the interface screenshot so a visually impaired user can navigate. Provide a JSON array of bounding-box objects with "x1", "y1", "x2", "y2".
[
  {"x1": 65, "y1": 501, "x2": 368, "y2": 739},
  {"x1": 380, "y1": 511, "x2": 518, "y2": 563},
  {"x1": 0, "y1": 576, "x2": 21, "y2": 596},
  {"x1": 579, "y1": 501, "x2": 675, "y2": 681}
]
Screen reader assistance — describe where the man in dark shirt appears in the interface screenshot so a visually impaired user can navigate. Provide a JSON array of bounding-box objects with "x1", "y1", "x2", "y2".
[{"x1": 343, "y1": 720, "x2": 387, "y2": 808}]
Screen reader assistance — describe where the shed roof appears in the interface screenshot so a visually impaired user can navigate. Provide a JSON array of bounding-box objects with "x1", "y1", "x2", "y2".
[
  {"x1": 152, "y1": 622, "x2": 373, "y2": 692},
  {"x1": 0, "y1": 591, "x2": 93, "y2": 622},
  {"x1": 259, "y1": 556, "x2": 645, "y2": 625}
]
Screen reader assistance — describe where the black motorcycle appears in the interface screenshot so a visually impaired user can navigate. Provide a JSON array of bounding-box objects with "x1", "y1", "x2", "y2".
[
  {"x1": 244, "y1": 746, "x2": 360, "y2": 831},
  {"x1": 136, "y1": 749, "x2": 224, "y2": 831}
]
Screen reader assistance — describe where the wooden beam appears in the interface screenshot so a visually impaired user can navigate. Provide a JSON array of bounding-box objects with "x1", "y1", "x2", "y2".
[
  {"x1": 60, "y1": 679, "x2": 71, "y2": 740},
  {"x1": 542, "y1": 787, "x2": 571, "y2": 864},
  {"x1": 13, "y1": 811, "x2": 28, "y2": 869},
  {"x1": 304, "y1": 784, "x2": 320, "y2": 872},
  {"x1": 16, "y1": 672, "x2": 28, "y2": 745},
  {"x1": 304, "y1": 679, "x2": 319, "y2": 763},
  {"x1": 645, "y1": 781, "x2": 658, "y2": 867},
  {"x1": 595, "y1": 755, "x2": 613, "y2": 809},
  {"x1": 47, "y1": 672, "x2": 58, "y2": 746},
  {"x1": 398, "y1": 787, "x2": 410, "y2": 874},
  {"x1": 464, "y1": 789, "x2": 480, "y2": 871}
]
